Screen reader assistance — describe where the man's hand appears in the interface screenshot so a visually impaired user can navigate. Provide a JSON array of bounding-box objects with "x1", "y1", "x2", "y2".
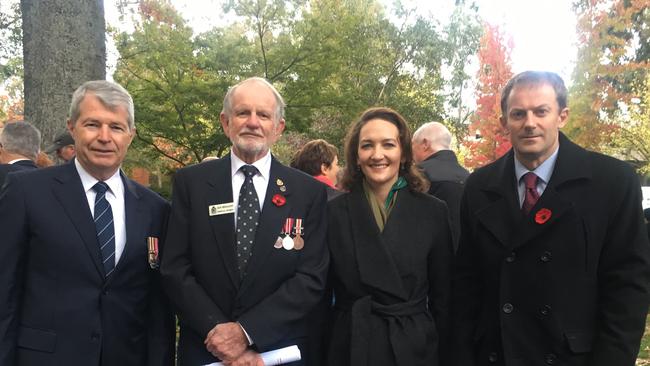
[
  {"x1": 204, "y1": 322, "x2": 248, "y2": 361},
  {"x1": 224, "y1": 350, "x2": 264, "y2": 366}
]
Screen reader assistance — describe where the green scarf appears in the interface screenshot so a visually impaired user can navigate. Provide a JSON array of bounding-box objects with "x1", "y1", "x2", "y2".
[{"x1": 363, "y1": 176, "x2": 407, "y2": 232}]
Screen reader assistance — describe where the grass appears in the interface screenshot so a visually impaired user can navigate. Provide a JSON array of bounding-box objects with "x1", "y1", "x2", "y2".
[{"x1": 638, "y1": 313, "x2": 650, "y2": 365}]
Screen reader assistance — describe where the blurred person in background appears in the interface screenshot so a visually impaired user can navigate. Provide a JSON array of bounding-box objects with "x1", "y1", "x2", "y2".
[
  {"x1": 46, "y1": 131, "x2": 76, "y2": 163},
  {"x1": 412, "y1": 121, "x2": 469, "y2": 251},
  {"x1": 291, "y1": 139, "x2": 342, "y2": 200},
  {"x1": 0, "y1": 121, "x2": 41, "y2": 188}
]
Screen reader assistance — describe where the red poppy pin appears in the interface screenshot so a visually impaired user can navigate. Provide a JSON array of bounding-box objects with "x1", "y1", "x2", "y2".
[
  {"x1": 535, "y1": 208, "x2": 552, "y2": 224},
  {"x1": 272, "y1": 193, "x2": 286, "y2": 207}
]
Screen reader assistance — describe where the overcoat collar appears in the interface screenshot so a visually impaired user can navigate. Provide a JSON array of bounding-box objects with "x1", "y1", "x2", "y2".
[
  {"x1": 346, "y1": 185, "x2": 409, "y2": 302},
  {"x1": 475, "y1": 133, "x2": 591, "y2": 249},
  {"x1": 424, "y1": 149, "x2": 459, "y2": 164}
]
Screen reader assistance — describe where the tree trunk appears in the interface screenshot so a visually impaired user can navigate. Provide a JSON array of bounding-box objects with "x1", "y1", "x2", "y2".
[{"x1": 21, "y1": 0, "x2": 105, "y2": 145}]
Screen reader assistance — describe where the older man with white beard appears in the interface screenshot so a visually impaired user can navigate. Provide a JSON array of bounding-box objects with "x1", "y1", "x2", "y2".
[{"x1": 161, "y1": 77, "x2": 329, "y2": 366}]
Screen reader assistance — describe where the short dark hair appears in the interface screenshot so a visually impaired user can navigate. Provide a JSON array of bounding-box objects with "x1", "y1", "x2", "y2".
[
  {"x1": 500, "y1": 71, "x2": 568, "y2": 116},
  {"x1": 339, "y1": 107, "x2": 429, "y2": 193},
  {"x1": 290, "y1": 139, "x2": 338, "y2": 176}
]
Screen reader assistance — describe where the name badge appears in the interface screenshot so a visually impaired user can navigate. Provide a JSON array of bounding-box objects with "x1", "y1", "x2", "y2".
[{"x1": 209, "y1": 202, "x2": 235, "y2": 216}]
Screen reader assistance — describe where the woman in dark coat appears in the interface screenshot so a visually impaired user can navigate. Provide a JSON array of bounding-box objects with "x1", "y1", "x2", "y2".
[{"x1": 326, "y1": 107, "x2": 453, "y2": 366}]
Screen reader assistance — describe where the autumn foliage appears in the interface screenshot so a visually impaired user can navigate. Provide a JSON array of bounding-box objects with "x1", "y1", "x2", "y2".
[
  {"x1": 567, "y1": 0, "x2": 649, "y2": 150},
  {"x1": 463, "y1": 23, "x2": 513, "y2": 169}
]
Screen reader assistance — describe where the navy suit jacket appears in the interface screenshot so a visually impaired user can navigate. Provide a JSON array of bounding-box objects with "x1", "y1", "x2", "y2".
[
  {"x1": 0, "y1": 162, "x2": 175, "y2": 366},
  {"x1": 161, "y1": 154, "x2": 329, "y2": 365},
  {"x1": 0, "y1": 159, "x2": 37, "y2": 188}
]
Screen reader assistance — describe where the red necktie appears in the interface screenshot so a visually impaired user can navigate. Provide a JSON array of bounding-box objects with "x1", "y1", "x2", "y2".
[{"x1": 522, "y1": 172, "x2": 540, "y2": 215}]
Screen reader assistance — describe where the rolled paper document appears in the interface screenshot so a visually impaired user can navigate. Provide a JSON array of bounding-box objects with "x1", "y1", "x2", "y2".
[{"x1": 204, "y1": 345, "x2": 301, "y2": 366}]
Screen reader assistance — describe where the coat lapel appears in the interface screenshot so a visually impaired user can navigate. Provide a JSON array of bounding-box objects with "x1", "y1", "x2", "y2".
[
  {"x1": 511, "y1": 133, "x2": 591, "y2": 248},
  {"x1": 475, "y1": 151, "x2": 521, "y2": 248},
  {"x1": 111, "y1": 174, "x2": 145, "y2": 280},
  {"x1": 239, "y1": 158, "x2": 290, "y2": 295},
  {"x1": 51, "y1": 163, "x2": 104, "y2": 279},
  {"x1": 348, "y1": 186, "x2": 408, "y2": 301},
  {"x1": 205, "y1": 155, "x2": 240, "y2": 288}
]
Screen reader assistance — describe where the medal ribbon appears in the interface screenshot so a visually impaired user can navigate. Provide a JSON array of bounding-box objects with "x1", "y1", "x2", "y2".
[
  {"x1": 294, "y1": 218, "x2": 303, "y2": 236},
  {"x1": 283, "y1": 218, "x2": 294, "y2": 236}
]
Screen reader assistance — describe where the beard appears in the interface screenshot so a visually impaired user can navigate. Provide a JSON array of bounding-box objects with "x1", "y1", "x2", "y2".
[{"x1": 231, "y1": 135, "x2": 269, "y2": 162}]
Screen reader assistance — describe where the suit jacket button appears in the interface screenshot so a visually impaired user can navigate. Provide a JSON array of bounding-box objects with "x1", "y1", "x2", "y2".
[
  {"x1": 540, "y1": 304, "x2": 552, "y2": 316},
  {"x1": 545, "y1": 353, "x2": 557, "y2": 365},
  {"x1": 488, "y1": 352, "x2": 498, "y2": 363},
  {"x1": 91, "y1": 332, "x2": 100, "y2": 341},
  {"x1": 502, "y1": 303, "x2": 514, "y2": 314},
  {"x1": 505, "y1": 252, "x2": 516, "y2": 263},
  {"x1": 540, "y1": 251, "x2": 552, "y2": 262}
]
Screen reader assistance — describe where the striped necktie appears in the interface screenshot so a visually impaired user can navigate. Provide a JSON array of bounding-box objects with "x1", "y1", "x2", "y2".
[{"x1": 93, "y1": 182, "x2": 115, "y2": 277}]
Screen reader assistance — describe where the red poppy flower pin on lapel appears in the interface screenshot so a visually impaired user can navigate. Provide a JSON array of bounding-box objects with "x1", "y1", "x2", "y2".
[
  {"x1": 272, "y1": 193, "x2": 286, "y2": 207},
  {"x1": 535, "y1": 208, "x2": 552, "y2": 224}
]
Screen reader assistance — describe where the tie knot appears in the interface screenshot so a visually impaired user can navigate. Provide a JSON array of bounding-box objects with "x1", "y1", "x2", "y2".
[
  {"x1": 93, "y1": 181, "x2": 109, "y2": 194},
  {"x1": 240, "y1": 165, "x2": 258, "y2": 178},
  {"x1": 523, "y1": 172, "x2": 538, "y2": 189}
]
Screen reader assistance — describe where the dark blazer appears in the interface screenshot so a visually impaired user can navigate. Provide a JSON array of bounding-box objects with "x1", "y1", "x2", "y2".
[
  {"x1": 161, "y1": 155, "x2": 329, "y2": 365},
  {"x1": 326, "y1": 186, "x2": 453, "y2": 366},
  {"x1": 418, "y1": 150, "x2": 469, "y2": 251},
  {"x1": 0, "y1": 162, "x2": 175, "y2": 366},
  {"x1": 451, "y1": 133, "x2": 650, "y2": 366},
  {"x1": 0, "y1": 159, "x2": 37, "y2": 188}
]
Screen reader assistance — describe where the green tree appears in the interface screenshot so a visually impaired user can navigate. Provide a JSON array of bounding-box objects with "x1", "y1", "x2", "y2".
[
  {"x1": 605, "y1": 75, "x2": 650, "y2": 173},
  {"x1": 113, "y1": 0, "x2": 226, "y2": 168},
  {"x1": 0, "y1": 0, "x2": 22, "y2": 122},
  {"x1": 440, "y1": 1, "x2": 482, "y2": 140},
  {"x1": 567, "y1": 0, "x2": 648, "y2": 150},
  {"x1": 114, "y1": 0, "x2": 453, "y2": 167}
]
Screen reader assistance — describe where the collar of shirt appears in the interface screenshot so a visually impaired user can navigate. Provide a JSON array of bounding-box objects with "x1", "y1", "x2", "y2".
[
  {"x1": 75, "y1": 158, "x2": 124, "y2": 199},
  {"x1": 8, "y1": 158, "x2": 30, "y2": 164},
  {"x1": 513, "y1": 147, "x2": 559, "y2": 206},
  {"x1": 230, "y1": 149, "x2": 272, "y2": 226},
  {"x1": 74, "y1": 158, "x2": 127, "y2": 264}
]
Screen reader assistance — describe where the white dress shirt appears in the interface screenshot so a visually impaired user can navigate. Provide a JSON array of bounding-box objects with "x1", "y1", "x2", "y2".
[
  {"x1": 230, "y1": 149, "x2": 272, "y2": 227},
  {"x1": 75, "y1": 159, "x2": 127, "y2": 265}
]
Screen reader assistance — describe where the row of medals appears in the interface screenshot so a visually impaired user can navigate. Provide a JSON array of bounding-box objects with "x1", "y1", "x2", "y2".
[{"x1": 274, "y1": 218, "x2": 304, "y2": 250}]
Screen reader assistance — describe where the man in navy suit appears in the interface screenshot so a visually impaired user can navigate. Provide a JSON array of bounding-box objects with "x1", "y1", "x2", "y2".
[
  {"x1": 451, "y1": 71, "x2": 650, "y2": 366},
  {"x1": 0, "y1": 121, "x2": 41, "y2": 187},
  {"x1": 0, "y1": 80, "x2": 175, "y2": 366},
  {"x1": 161, "y1": 77, "x2": 329, "y2": 365}
]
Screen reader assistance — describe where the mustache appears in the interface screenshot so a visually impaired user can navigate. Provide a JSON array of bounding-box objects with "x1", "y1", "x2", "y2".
[{"x1": 239, "y1": 129, "x2": 263, "y2": 137}]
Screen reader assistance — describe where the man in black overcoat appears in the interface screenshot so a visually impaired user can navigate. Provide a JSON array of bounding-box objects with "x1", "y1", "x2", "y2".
[
  {"x1": 412, "y1": 121, "x2": 469, "y2": 250},
  {"x1": 451, "y1": 71, "x2": 650, "y2": 366}
]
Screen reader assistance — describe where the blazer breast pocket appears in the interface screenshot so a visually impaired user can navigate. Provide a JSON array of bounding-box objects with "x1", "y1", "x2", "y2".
[{"x1": 17, "y1": 325, "x2": 57, "y2": 353}]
